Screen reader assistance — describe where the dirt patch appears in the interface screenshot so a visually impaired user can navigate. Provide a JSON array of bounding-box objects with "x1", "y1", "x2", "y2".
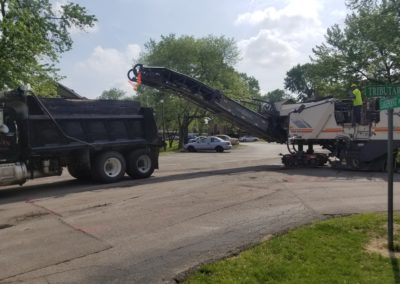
[{"x1": 365, "y1": 238, "x2": 400, "y2": 258}]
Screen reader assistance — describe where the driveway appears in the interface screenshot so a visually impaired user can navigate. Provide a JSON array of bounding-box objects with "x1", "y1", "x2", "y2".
[{"x1": 0, "y1": 142, "x2": 398, "y2": 283}]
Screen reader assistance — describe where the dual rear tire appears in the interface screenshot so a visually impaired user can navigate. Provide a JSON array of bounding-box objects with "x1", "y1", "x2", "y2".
[
  {"x1": 68, "y1": 149, "x2": 155, "y2": 183},
  {"x1": 125, "y1": 149, "x2": 155, "y2": 179},
  {"x1": 67, "y1": 163, "x2": 91, "y2": 181},
  {"x1": 91, "y1": 151, "x2": 126, "y2": 183}
]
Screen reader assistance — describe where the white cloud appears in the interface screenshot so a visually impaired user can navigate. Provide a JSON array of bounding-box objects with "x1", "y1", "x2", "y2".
[
  {"x1": 331, "y1": 9, "x2": 347, "y2": 19},
  {"x1": 236, "y1": 0, "x2": 323, "y2": 39},
  {"x1": 236, "y1": 30, "x2": 303, "y2": 93},
  {"x1": 236, "y1": 8, "x2": 280, "y2": 25},
  {"x1": 238, "y1": 30, "x2": 299, "y2": 67},
  {"x1": 235, "y1": 0, "x2": 326, "y2": 93},
  {"x1": 63, "y1": 44, "x2": 141, "y2": 98}
]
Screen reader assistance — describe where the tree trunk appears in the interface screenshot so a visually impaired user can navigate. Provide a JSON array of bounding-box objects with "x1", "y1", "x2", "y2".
[{"x1": 178, "y1": 114, "x2": 190, "y2": 149}]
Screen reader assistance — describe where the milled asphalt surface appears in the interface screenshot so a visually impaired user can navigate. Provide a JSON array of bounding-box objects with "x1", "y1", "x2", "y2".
[{"x1": 0, "y1": 142, "x2": 399, "y2": 283}]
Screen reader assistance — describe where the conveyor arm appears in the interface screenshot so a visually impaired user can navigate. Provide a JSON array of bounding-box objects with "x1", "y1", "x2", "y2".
[{"x1": 128, "y1": 64, "x2": 286, "y2": 143}]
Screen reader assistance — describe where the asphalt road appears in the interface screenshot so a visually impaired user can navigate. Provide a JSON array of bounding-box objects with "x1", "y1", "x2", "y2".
[{"x1": 0, "y1": 142, "x2": 399, "y2": 283}]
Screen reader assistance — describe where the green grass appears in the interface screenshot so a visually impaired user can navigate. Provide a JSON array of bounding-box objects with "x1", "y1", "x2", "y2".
[
  {"x1": 159, "y1": 140, "x2": 180, "y2": 154},
  {"x1": 185, "y1": 213, "x2": 400, "y2": 284}
]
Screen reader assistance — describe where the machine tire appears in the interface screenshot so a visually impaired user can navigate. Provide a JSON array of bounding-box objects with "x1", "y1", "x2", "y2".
[
  {"x1": 67, "y1": 163, "x2": 91, "y2": 181},
  {"x1": 215, "y1": 146, "x2": 224, "y2": 153},
  {"x1": 126, "y1": 149, "x2": 155, "y2": 179},
  {"x1": 91, "y1": 151, "x2": 126, "y2": 183},
  {"x1": 187, "y1": 146, "x2": 196, "y2": 152}
]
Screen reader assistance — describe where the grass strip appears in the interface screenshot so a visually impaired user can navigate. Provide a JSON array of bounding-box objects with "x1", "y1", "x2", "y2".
[{"x1": 185, "y1": 213, "x2": 400, "y2": 284}]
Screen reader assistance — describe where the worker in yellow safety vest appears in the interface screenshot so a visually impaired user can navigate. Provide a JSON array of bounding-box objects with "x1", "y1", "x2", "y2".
[{"x1": 351, "y1": 83, "x2": 363, "y2": 125}]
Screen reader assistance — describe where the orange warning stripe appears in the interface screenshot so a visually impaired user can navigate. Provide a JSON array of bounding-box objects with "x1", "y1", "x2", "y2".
[{"x1": 373, "y1": 127, "x2": 400, "y2": 132}]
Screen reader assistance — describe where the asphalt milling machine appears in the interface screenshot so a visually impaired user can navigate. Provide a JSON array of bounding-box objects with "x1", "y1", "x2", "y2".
[{"x1": 128, "y1": 64, "x2": 398, "y2": 171}]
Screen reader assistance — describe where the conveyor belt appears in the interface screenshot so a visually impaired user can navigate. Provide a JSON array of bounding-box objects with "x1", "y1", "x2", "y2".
[{"x1": 128, "y1": 64, "x2": 286, "y2": 143}]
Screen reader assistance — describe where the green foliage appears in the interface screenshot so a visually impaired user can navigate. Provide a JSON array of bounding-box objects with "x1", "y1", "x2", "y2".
[
  {"x1": 262, "y1": 89, "x2": 294, "y2": 103},
  {"x1": 138, "y1": 34, "x2": 260, "y2": 147},
  {"x1": 186, "y1": 213, "x2": 400, "y2": 284},
  {"x1": 98, "y1": 88, "x2": 128, "y2": 100},
  {"x1": 347, "y1": 0, "x2": 400, "y2": 12},
  {"x1": 312, "y1": 1, "x2": 400, "y2": 89},
  {"x1": 284, "y1": 1, "x2": 400, "y2": 100},
  {"x1": 0, "y1": 0, "x2": 96, "y2": 93},
  {"x1": 159, "y1": 140, "x2": 180, "y2": 154},
  {"x1": 284, "y1": 64, "x2": 317, "y2": 101}
]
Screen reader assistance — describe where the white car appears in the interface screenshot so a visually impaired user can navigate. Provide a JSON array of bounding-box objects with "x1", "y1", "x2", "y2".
[
  {"x1": 216, "y1": 134, "x2": 239, "y2": 145},
  {"x1": 184, "y1": 136, "x2": 232, "y2": 152},
  {"x1": 188, "y1": 135, "x2": 206, "y2": 143},
  {"x1": 239, "y1": 135, "x2": 259, "y2": 142}
]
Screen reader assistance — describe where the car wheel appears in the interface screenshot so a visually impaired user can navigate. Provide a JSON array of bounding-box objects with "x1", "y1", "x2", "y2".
[
  {"x1": 187, "y1": 146, "x2": 196, "y2": 152},
  {"x1": 126, "y1": 149, "x2": 155, "y2": 179},
  {"x1": 91, "y1": 151, "x2": 126, "y2": 183},
  {"x1": 215, "y1": 146, "x2": 224, "y2": 153}
]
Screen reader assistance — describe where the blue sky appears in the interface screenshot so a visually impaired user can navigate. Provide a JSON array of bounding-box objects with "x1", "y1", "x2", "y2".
[{"x1": 58, "y1": 0, "x2": 348, "y2": 98}]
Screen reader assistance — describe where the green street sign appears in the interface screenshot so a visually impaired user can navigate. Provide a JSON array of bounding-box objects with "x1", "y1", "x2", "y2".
[
  {"x1": 365, "y1": 85, "x2": 400, "y2": 98},
  {"x1": 380, "y1": 96, "x2": 400, "y2": 110}
]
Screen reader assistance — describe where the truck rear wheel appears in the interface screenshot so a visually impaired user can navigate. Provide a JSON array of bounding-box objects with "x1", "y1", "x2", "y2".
[
  {"x1": 126, "y1": 149, "x2": 154, "y2": 179},
  {"x1": 67, "y1": 164, "x2": 91, "y2": 181},
  {"x1": 91, "y1": 151, "x2": 126, "y2": 183}
]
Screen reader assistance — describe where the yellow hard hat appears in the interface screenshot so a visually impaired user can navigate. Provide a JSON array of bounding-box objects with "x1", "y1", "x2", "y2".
[{"x1": 351, "y1": 83, "x2": 357, "y2": 87}]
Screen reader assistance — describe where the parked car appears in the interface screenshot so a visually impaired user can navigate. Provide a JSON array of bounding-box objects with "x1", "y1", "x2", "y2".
[
  {"x1": 188, "y1": 133, "x2": 198, "y2": 141},
  {"x1": 216, "y1": 134, "x2": 239, "y2": 145},
  {"x1": 184, "y1": 136, "x2": 232, "y2": 152},
  {"x1": 239, "y1": 135, "x2": 259, "y2": 142},
  {"x1": 188, "y1": 135, "x2": 206, "y2": 143}
]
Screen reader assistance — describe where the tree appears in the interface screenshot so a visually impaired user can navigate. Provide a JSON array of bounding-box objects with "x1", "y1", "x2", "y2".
[
  {"x1": 0, "y1": 0, "x2": 96, "y2": 93},
  {"x1": 98, "y1": 88, "x2": 127, "y2": 100},
  {"x1": 347, "y1": 0, "x2": 400, "y2": 12},
  {"x1": 263, "y1": 89, "x2": 294, "y2": 103},
  {"x1": 311, "y1": 1, "x2": 400, "y2": 88},
  {"x1": 138, "y1": 34, "x2": 257, "y2": 148},
  {"x1": 284, "y1": 64, "x2": 317, "y2": 101}
]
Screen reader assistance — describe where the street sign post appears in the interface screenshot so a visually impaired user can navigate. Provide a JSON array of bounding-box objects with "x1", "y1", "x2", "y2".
[
  {"x1": 388, "y1": 108, "x2": 394, "y2": 251},
  {"x1": 368, "y1": 84, "x2": 397, "y2": 251}
]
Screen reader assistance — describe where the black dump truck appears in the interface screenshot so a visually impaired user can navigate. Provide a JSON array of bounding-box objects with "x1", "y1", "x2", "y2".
[{"x1": 0, "y1": 87, "x2": 161, "y2": 186}]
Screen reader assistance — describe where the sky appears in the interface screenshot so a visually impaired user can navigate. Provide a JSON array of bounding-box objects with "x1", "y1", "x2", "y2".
[{"x1": 58, "y1": 0, "x2": 348, "y2": 99}]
